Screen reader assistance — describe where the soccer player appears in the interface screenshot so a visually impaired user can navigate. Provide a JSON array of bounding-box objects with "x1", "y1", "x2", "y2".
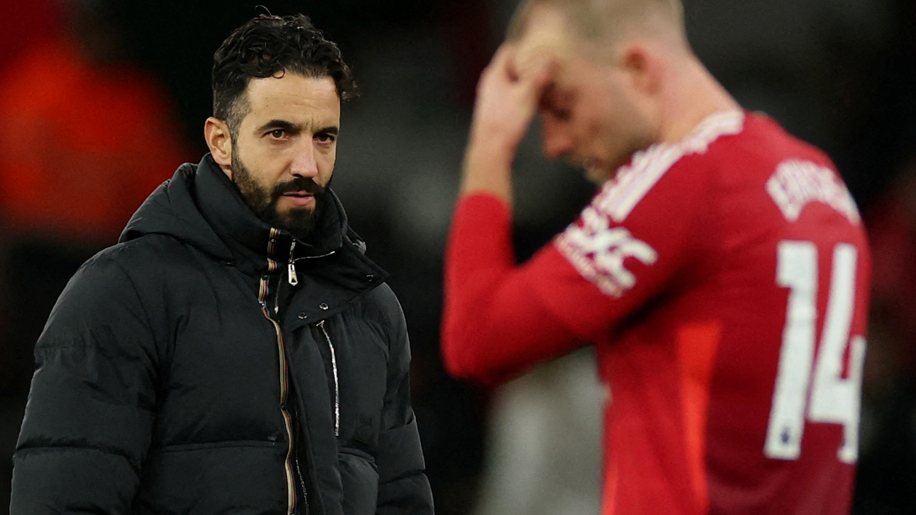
[{"x1": 442, "y1": 0, "x2": 871, "y2": 513}]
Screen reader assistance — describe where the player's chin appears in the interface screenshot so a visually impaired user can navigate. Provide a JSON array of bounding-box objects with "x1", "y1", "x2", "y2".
[{"x1": 583, "y1": 163, "x2": 614, "y2": 185}]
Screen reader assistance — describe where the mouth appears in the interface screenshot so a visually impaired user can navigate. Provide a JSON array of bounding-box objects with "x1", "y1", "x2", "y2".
[{"x1": 280, "y1": 191, "x2": 316, "y2": 207}]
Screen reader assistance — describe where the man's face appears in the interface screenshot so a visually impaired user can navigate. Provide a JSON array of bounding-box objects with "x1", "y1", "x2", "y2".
[
  {"x1": 514, "y1": 6, "x2": 656, "y2": 183},
  {"x1": 229, "y1": 74, "x2": 340, "y2": 240}
]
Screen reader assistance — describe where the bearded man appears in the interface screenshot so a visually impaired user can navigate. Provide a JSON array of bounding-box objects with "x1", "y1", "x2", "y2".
[{"x1": 11, "y1": 14, "x2": 434, "y2": 515}]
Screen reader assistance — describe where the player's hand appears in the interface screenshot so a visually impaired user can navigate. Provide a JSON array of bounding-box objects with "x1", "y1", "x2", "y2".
[{"x1": 467, "y1": 44, "x2": 556, "y2": 164}]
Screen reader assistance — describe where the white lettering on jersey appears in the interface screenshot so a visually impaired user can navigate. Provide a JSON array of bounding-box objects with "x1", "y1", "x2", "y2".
[
  {"x1": 556, "y1": 206, "x2": 658, "y2": 298},
  {"x1": 766, "y1": 159, "x2": 860, "y2": 224},
  {"x1": 555, "y1": 110, "x2": 742, "y2": 297}
]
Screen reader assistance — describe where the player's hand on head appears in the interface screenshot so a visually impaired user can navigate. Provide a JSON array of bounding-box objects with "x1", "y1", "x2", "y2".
[{"x1": 468, "y1": 44, "x2": 556, "y2": 161}]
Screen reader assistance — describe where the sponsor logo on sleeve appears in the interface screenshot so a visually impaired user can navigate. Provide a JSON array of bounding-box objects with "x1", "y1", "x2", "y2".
[{"x1": 556, "y1": 206, "x2": 658, "y2": 298}]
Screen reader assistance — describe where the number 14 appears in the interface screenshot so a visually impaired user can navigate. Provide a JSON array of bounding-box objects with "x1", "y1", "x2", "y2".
[{"x1": 764, "y1": 241, "x2": 866, "y2": 463}]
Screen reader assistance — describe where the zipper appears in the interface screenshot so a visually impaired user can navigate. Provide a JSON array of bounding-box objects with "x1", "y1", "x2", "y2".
[
  {"x1": 288, "y1": 240, "x2": 299, "y2": 286},
  {"x1": 295, "y1": 457, "x2": 309, "y2": 514},
  {"x1": 264, "y1": 232, "x2": 337, "y2": 512},
  {"x1": 293, "y1": 405, "x2": 309, "y2": 515},
  {"x1": 276, "y1": 240, "x2": 297, "y2": 315},
  {"x1": 281, "y1": 242, "x2": 336, "y2": 313},
  {"x1": 317, "y1": 320, "x2": 340, "y2": 437},
  {"x1": 261, "y1": 228, "x2": 297, "y2": 515},
  {"x1": 260, "y1": 299, "x2": 297, "y2": 514}
]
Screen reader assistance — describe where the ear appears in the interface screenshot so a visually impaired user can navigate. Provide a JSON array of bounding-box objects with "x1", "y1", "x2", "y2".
[
  {"x1": 620, "y1": 44, "x2": 660, "y2": 96},
  {"x1": 204, "y1": 117, "x2": 233, "y2": 178}
]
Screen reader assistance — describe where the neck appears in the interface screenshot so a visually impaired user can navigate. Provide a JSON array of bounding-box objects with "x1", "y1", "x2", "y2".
[{"x1": 657, "y1": 56, "x2": 741, "y2": 144}]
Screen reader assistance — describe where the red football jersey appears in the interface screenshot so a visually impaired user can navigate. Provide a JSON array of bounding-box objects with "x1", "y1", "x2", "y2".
[{"x1": 443, "y1": 111, "x2": 871, "y2": 514}]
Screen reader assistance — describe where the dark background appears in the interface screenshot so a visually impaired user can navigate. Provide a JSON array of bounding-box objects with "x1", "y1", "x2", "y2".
[{"x1": 1, "y1": 0, "x2": 915, "y2": 513}]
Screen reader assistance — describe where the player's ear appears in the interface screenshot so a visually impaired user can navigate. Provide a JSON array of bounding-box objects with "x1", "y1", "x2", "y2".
[
  {"x1": 620, "y1": 44, "x2": 660, "y2": 96},
  {"x1": 204, "y1": 117, "x2": 233, "y2": 177}
]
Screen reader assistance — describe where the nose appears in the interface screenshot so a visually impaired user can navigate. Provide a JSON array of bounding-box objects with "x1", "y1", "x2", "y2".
[
  {"x1": 290, "y1": 140, "x2": 319, "y2": 178},
  {"x1": 540, "y1": 116, "x2": 573, "y2": 160}
]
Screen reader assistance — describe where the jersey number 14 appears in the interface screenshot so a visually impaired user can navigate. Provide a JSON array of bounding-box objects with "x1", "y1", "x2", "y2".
[{"x1": 764, "y1": 241, "x2": 866, "y2": 463}]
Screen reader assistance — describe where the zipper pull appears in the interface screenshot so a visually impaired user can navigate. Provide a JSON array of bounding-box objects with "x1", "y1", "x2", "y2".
[
  {"x1": 288, "y1": 262, "x2": 298, "y2": 286},
  {"x1": 288, "y1": 240, "x2": 299, "y2": 286}
]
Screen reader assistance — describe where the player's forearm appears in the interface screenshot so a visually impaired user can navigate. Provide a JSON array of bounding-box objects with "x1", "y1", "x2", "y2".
[
  {"x1": 443, "y1": 193, "x2": 590, "y2": 385},
  {"x1": 459, "y1": 138, "x2": 515, "y2": 203},
  {"x1": 442, "y1": 193, "x2": 514, "y2": 383}
]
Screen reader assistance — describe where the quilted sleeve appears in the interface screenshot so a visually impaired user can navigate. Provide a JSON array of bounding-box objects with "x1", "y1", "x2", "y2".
[{"x1": 11, "y1": 252, "x2": 159, "y2": 513}]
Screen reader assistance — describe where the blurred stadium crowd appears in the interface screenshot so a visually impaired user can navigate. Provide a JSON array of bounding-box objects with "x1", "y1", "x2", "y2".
[{"x1": 0, "y1": 0, "x2": 914, "y2": 513}]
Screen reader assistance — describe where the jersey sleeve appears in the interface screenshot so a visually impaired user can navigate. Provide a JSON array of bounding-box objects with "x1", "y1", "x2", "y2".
[{"x1": 442, "y1": 156, "x2": 710, "y2": 386}]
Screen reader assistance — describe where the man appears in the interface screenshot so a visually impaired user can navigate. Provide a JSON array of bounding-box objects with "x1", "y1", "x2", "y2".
[
  {"x1": 12, "y1": 14, "x2": 434, "y2": 515},
  {"x1": 442, "y1": 0, "x2": 870, "y2": 513}
]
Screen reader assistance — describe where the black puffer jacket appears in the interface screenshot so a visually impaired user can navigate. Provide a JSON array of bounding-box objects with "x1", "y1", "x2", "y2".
[{"x1": 11, "y1": 156, "x2": 434, "y2": 515}]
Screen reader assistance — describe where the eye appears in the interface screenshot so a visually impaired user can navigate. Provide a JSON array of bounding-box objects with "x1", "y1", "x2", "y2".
[
  {"x1": 268, "y1": 129, "x2": 286, "y2": 139},
  {"x1": 316, "y1": 133, "x2": 337, "y2": 143},
  {"x1": 539, "y1": 100, "x2": 571, "y2": 122},
  {"x1": 539, "y1": 96, "x2": 571, "y2": 122},
  {"x1": 539, "y1": 83, "x2": 573, "y2": 122}
]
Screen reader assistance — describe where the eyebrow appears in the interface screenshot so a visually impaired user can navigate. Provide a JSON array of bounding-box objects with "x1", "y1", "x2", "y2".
[{"x1": 255, "y1": 119, "x2": 340, "y2": 136}]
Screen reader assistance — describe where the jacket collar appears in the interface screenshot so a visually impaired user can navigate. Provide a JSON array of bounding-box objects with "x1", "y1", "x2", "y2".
[
  {"x1": 121, "y1": 155, "x2": 390, "y2": 313},
  {"x1": 195, "y1": 154, "x2": 349, "y2": 276}
]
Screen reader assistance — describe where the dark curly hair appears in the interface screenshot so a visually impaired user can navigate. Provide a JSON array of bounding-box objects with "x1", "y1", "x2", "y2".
[{"x1": 212, "y1": 14, "x2": 357, "y2": 138}]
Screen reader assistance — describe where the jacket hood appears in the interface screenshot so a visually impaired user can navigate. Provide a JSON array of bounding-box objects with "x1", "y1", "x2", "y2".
[{"x1": 120, "y1": 155, "x2": 360, "y2": 272}]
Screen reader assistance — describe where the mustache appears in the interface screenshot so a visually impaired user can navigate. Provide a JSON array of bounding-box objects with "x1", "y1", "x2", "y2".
[{"x1": 271, "y1": 177, "x2": 326, "y2": 197}]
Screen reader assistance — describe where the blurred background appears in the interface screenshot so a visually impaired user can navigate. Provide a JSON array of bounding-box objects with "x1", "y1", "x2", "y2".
[{"x1": 1, "y1": 0, "x2": 914, "y2": 513}]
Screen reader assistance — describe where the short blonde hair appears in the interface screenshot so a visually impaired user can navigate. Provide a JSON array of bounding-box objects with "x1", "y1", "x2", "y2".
[{"x1": 508, "y1": 0, "x2": 685, "y2": 45}]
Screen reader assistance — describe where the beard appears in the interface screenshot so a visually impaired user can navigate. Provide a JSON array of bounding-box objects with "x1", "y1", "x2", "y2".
[{"x1": 230, "y1": 154, "x2": 331, "y2": 241}]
